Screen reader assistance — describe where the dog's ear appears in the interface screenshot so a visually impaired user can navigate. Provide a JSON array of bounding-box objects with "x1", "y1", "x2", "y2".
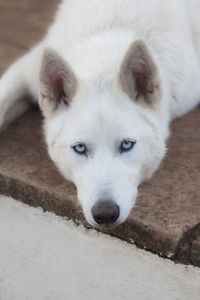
[
  {"x1": 119, "y1": 40, "x2": 161, "y2": 106},
  {"x1": 39, "y1": 48, "x2": 77, "y2": 118}
]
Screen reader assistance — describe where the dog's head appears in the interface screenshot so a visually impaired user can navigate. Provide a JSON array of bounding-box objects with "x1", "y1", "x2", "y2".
[{"x1": 39, "y1": 40, "x2": 166, "y2": 228}]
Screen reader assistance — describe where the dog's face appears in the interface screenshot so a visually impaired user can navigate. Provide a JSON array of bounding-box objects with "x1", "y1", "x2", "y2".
[{"x1": 39, "y1": 40, "x2": 166, "y2": 228}]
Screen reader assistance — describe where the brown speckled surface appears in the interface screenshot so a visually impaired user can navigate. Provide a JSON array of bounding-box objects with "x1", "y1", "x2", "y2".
[{"x1": 0, "y1": 0, "x2": 199, "y2": 267}]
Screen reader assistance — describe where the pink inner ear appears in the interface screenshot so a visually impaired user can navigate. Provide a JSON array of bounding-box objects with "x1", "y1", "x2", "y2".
[
  {"x1": 133, "y1": 56, "x2": 152, "y2": 100},
  {"x1": 49, "y1": 71, "x2": 67, "y2": 104},
  {"x1": 40, "y1": 49, "x2": 77, "y2": 107},
  {"x1": 44, "y1": 58, "x2": 67, "y2": 105},
  {"x1": 120, "y1": 40, "x2": 159, "y2": 104}
]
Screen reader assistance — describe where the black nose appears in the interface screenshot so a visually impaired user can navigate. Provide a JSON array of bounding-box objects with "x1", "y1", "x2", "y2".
[{"x1": 92, "y1": 201, "x2": 120, "y2": 226}]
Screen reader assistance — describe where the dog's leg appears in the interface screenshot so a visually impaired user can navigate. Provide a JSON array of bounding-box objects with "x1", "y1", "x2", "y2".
[{"x1": 0, "y1": 44, "x2": 42, "y2": 130}]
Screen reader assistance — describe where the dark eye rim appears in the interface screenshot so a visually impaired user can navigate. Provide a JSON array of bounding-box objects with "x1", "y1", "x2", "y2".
[
  {"x1": 120, "y1": 139, "x2": 136, "y2": 153},
  {"x1": 71, "y1": 143, "x2": 87, "y2": 155}
]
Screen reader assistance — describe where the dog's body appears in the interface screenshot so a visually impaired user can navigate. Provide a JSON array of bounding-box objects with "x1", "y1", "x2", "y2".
[{"x1": 0, "y1": 0, "x2": 200, "y2": 227}]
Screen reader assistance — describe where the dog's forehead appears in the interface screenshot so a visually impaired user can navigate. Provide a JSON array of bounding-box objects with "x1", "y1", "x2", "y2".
[{"x1": 65, "y1": 98, "x2": 143, "y2": 143}]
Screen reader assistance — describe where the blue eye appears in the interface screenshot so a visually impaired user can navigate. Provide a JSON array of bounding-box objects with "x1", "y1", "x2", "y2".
[
  {"x1": 72, "y1": 143, "x2": 87, "y2": 155},
  {"x1": 120, "y1": 140, "x2": 136, "y2": 153}
]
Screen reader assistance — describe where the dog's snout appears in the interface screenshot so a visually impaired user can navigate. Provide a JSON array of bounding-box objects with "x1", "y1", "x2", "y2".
[{"x1": 92, "y1": 201, "x2": 120, "y2": 226}]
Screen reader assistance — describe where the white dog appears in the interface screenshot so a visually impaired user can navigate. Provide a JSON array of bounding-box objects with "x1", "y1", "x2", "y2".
[{"x1": 0, "y1": 0, "x2": 200, "y2": 228}]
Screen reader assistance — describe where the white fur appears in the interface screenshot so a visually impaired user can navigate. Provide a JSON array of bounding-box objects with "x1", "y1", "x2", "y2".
[{"x1": 0, "y1": 0, "x2": 200, "y2": 227}]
